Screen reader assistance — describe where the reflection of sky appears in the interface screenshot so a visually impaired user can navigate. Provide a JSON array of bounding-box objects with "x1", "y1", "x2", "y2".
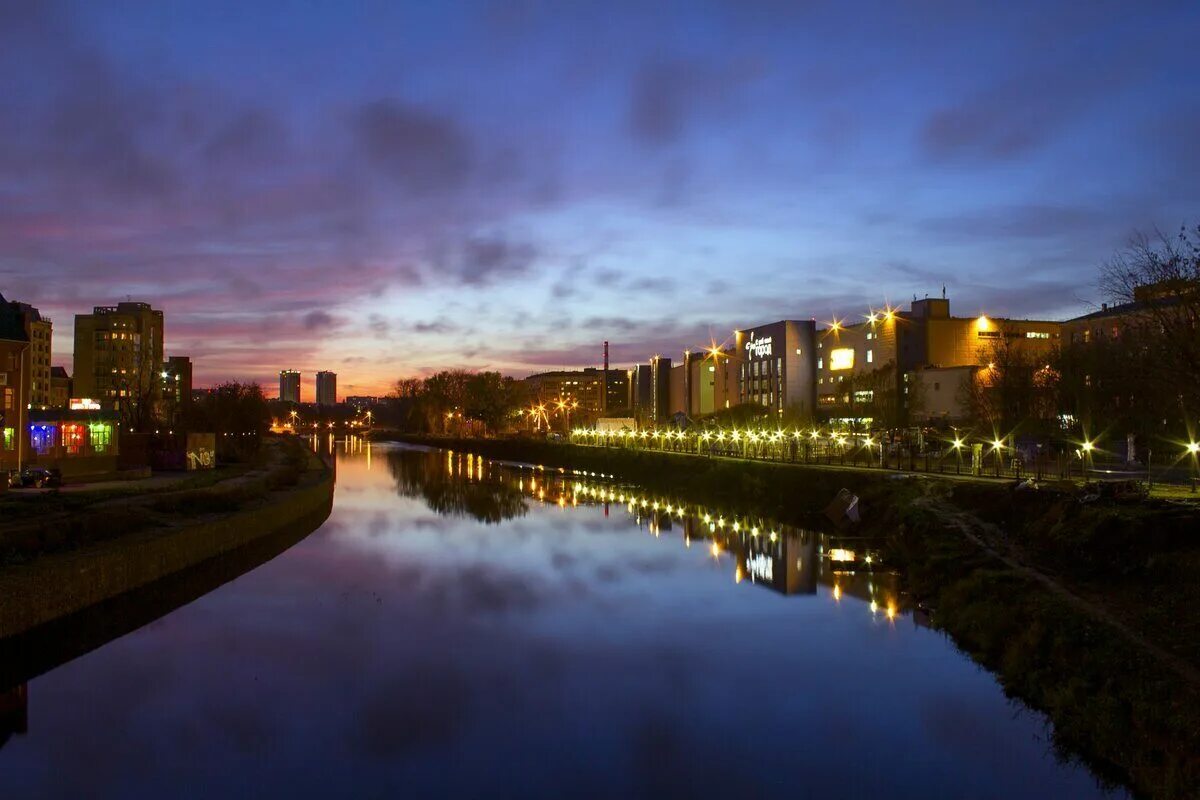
[
  {"x1": 2, "y1": 3, "x2": 1198, "y2": 395},
  {"x1": 1, "y1": 443, "x2": 1121, "y2": 797}
]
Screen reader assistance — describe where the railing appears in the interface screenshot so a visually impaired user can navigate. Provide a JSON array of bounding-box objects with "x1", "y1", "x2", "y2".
[{"x1": 566, "y1": 429, "x2": 1200, "y2": 491}]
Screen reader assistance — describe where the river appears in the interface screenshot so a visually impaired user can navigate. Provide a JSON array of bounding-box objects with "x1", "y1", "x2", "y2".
[{"x1": 0, "y1": 440, "x2": 1126, "y2": 798}]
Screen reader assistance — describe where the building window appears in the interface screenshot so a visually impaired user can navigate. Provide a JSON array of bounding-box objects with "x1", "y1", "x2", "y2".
[
  {"x1": 30, "y1": 425, "x2": 55, "y2": 455},
  {"x1": 2, "y1": 427, "x2": 12, "y2": 451},
  {"x1": 62, "y1": 423, "x2": 84, "y2": 455},
  {"x1": 866, "y1": 349, "x2": 873, "y2": 363},
  {"x1": 817, "y1": 358, "x2": 823, "y2": 370},
  {"x1": 89, "y1": 422, "x2": 113, "y2": 454}
]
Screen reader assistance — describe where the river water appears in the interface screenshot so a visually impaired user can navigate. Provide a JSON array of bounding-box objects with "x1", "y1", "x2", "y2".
[{"x1": 0, "y1": 441, "x2": 1125, "y2": 798}]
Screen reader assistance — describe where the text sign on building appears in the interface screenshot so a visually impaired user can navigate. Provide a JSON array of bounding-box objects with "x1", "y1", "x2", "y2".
[
  {"x1": 744, "y1": 333, "x2": 773, "y2": 360},
  {"x1": 829, "y1": 348, "x2": 855, "y2": 371},
  {"x1": 70, "y1": 398, "x2": 102, "y2": 410}
]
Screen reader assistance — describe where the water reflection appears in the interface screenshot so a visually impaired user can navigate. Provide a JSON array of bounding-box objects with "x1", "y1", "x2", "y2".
[
  {"x1": 387, "y1": 446, "x2": 903, "y2": 615},
  {"x1": 389, "y1": 449, "x2": 527, "y2": 523},
  {"x1": 0, "y1": 441, "x2": 1123, "y2": 798}
]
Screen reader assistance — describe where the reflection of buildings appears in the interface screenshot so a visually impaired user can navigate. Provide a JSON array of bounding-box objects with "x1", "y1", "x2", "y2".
[
  {"x1": 0, "y1": 683, "x2": 28, "y2": 751},
  {"x1": 404, "y1": 447, "x2": 909, "y2": 616}
]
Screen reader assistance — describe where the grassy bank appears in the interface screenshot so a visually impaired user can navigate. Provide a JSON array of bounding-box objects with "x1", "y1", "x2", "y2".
[
  {"x1": 392, "y1": 434, "x2": 1200, "y2": 798},
  {"x1": 0, "y1": 437, "x2": 333, "y2": 639},
  {"x1": 0, "y1": 437, "x2": 314, "y2": 565}
]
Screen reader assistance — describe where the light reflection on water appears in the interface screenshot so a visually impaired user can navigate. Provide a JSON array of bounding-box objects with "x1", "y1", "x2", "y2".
[{"x1": 0, "y1": 440, "x2": 1123, "y2": 799}]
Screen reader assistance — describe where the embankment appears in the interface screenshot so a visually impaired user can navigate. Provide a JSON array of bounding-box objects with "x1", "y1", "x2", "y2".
[{"x1": 0, "y1": 441, "x2": 333, "y2": 641}]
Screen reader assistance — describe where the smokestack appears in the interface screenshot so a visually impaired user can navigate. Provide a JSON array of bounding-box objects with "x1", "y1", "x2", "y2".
[{"x1": 602, "y1": 341, "x2": 609, "y2": 414}]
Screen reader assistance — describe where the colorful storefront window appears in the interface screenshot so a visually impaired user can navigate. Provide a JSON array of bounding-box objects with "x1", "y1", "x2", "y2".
[
  {"x1": 29, "y1": 424, "x2": 56, "y2": 455},
  {"x1": 89, "y1": 422, "x2": 113, "y2": 454},
  {"x1": 2, "y1": 427, "x2": 12, "y2": 452},
  {"x1": 62, "y1": 423, "x2": 85, "y2": 455}
]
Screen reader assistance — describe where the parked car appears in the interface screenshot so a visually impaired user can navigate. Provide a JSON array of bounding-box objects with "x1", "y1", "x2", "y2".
[{"x1": 17, "y1": 467, "x2": 62, "y2": 489}]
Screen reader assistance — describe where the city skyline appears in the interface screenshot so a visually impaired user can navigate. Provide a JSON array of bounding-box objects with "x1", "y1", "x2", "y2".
[{"x1": 2, "y1": 2, "x2": 1198, "y2": 396}]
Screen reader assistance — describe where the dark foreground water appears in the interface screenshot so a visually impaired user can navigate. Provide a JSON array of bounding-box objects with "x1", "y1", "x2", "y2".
[{"x1": 0, "y1": 441, "x2": 1124, "y2": 798}]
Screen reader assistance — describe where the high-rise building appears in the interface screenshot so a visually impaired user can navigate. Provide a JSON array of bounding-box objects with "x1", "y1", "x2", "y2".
[
  {"x1": 7, "y1": 301, "x2": 52, "y2": 409},
  {"x1": 73, "y1": 302, "x2": 164, "y2": 418},
  {"x1": 316, "y1": 371, "x2": 337, "y2": 406},
  {"x1": 279, "y1": 370, "x2": 301, "y2": 403},
  {"x1": 161, "y1": 356, "x2": 193, "y2": 423}
]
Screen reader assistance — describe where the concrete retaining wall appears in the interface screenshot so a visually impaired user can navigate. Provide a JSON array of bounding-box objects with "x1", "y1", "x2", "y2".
[{"x1": 0, "y1": 458, "x2": 334, "y2": 640}]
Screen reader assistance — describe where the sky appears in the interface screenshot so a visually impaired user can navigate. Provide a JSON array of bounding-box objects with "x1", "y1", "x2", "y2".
[{"x1": 1, "y1": 1, "x2": 1197, "y2": 398}]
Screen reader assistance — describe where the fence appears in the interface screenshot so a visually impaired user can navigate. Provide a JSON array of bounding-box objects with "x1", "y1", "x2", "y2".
[{"x1": 567, "y1": 429, "x2": 1200, "y2": 490}]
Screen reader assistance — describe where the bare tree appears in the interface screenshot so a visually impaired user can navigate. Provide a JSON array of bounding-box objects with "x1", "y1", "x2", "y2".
[{"x1": 1100, "y1": 225, "x2": 1200, "y2": 413}]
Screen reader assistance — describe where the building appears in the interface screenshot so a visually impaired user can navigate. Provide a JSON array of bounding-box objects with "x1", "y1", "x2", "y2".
[
  {"x1": 816, "y1": 297, "x2": 1061, "y2": 424},
  {"x1": 316, "y1": 371, "x2": 338, "y2": 407},
  {"x1": 73, "y1": 302, "x2": 164, "y2": 419},
  {"x1": 7, "y1": 301, "x2": 52, "y2": 409},
  {"x1": 681, "y1": 347, "x2": 741, "y2": 416},
  {"x1": 279, "y1": 369, "x2": 301, "y2": 404},
  {"x1": 26, "y1": 408, "x2": 120, "y2": 478},
  {"x1": 603, "y1": 370, "x2": 630, "y2": 415},
  {"x1": 625, "y1": 356, "x2": 672, "y2": 424},
  {"x1": 734, "y1": 320, "x2": 819, "y2": 417},
  {"x1": 160, "y1": 356, "x2": 193, "y2": 423},
  {"x1": 49, "y1": 366, "x2": 71, "y2": 409},
  {"x1": 524, "y1": 368, "x2": 606, "y2": 412},
  {"x1": 0, "y1": 294, "x2": 31, "y2": 473},
  {"x1": 345, "y1": 395, "x2": 382, "y2": 411}
]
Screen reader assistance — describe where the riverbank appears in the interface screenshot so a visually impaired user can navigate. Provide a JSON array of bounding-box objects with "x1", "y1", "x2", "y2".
[
  {"x1": 388, "y1": 434, "x2": 1200, "y2": 798},
  {"x1": 0, "y1": 437, "x2": 333, "y2": 640}
]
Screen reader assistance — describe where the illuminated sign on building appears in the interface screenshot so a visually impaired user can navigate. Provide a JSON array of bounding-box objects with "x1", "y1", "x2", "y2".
[
  {"x1": 744, "y1": 334, "x2": 773, "y2": 359},
  {"x1": 69, "y1": 398, "x2": 102, "y2": 410},
  {"x1": 829, "y1": 348, "x2": 855, "y2": 371}
]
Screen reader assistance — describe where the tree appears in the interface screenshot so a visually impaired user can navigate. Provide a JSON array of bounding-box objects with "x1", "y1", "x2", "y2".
[
  {"x1": 192, "y1": 382, "x2": 270, "y2": 459},
  {"x1": 1100, "y1": 225, "x2": 1200, "y2": 417},
  {"x1": 961, "y1": 333, "x2": 1058, "y2": 437}
]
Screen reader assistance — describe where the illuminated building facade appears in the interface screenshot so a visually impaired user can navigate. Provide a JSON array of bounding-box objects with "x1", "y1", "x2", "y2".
[
  {"x1": 734, "y1": 320, "x2": 818, "y2": 417},
  {"x1": 73, "y1": 302, "x2": 165, "y2": 416},
  {"x1": 279, "y1": 369, "x2": 301, "y2": 403},
  {"x1": 524, "y1": 368, "x2": 607, "y2": 413},
  {"x1": 26, "y1": 408, "x2": 119, "y2": 477},
  {"x1": 816, "y1": 297, "x2": 1061, "y2": 423},
  {"x1": 316, "y1": 371, "x2": 338, "y2": 407}
]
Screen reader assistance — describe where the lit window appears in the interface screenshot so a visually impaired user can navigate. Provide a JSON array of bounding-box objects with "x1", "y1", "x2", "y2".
[
  {"x1": 866, "y1": 349, "x2": 873, "y2": 363},
  {"x1": 829, "y1": 348, "x2": 855, "y2": 371}
]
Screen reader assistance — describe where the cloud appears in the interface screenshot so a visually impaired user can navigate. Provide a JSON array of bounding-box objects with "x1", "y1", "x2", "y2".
[
  {"x1": 628, "y1": 57, "x2": 762, "y2": 147},
  {"x1": 413, "y1": 319, "x2": 457, "y2": 334},
  {"x1": 203, "y1": 108, "x2": 287, "y2": 165},
  {"x1": 920, "y1": 56, "x2": 1136, "y2": 162},
  {"x1": 303, "y1": 310, "x2": 339, "y2": 330},
  {"x1": 353, "y1": 99, "x2": 473, "y2": 192},
  {"x1": 452, "y1": 235, "x2": 539, "y2": 285}
]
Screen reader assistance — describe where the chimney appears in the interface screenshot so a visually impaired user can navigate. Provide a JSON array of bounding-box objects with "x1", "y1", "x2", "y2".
[{"x1": 602, "y1": 341, "x2": 609, "y2": 414}]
